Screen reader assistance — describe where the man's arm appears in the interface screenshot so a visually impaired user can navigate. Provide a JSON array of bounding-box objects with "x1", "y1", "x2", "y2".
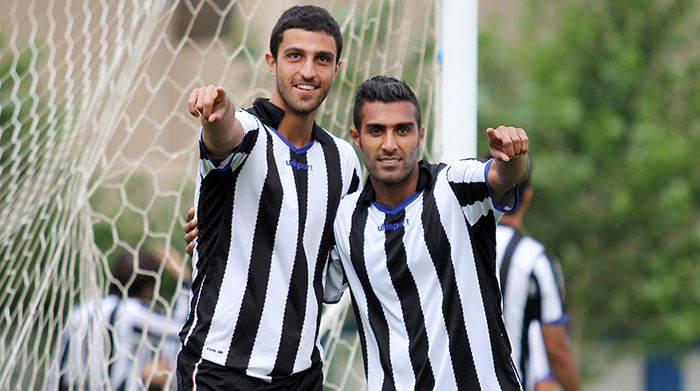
[
  {"x1": 486, "y1": 126, "x2": 530, "y2": 205},
  {"x1": 542, "y1": 323, "x2": 581, "y2": 391},
  {"x1": 184, "y1": 207, "x2": 197, "y2": 256},
  {"x1": 187, "y1": 85, "x2": 244, "y2": 160}
]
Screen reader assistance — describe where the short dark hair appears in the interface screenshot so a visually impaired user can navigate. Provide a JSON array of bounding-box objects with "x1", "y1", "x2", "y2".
[
  {"x1": 109, "y1": 249, "x2": 160, "y2": 297},
  {"x1": 353, "y1": 75, "x2": 422, "y2": 130},
  {"x1": 269, "y1": 5, "x2": 343, "y2": 64}
]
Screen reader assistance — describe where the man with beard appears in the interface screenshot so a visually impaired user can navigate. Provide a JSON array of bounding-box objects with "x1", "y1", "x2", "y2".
[{"x1": 177, "y1": 6, "x2": 361, "y2": 389}]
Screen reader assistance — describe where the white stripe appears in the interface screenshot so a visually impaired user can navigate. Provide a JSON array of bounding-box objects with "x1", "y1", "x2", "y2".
[
  {"x1": 183, "y1": 274, "x2": 205, "y2": 347},
  {"x1": 192, "y1": 166, "x2": 202, "y2": 282},
  {"x1": 192, "y1": 357, "x2": 202, "y2": 391},
  {"x1": 463, "y1": 198, "x2": 493, "y2": 227}
]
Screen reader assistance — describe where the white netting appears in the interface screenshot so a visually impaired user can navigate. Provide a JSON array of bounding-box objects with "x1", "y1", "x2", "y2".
[{"x1": 0, "y1": 0, "x2": 438, "y2": 389}]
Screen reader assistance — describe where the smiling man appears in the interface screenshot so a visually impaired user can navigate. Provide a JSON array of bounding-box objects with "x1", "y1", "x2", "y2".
[
  {"x1": 178, "y1": 6, "x2": 361, "y2": 390},
  {"x1": 327, "y1": 75, "x2": 529, "y2": 390}
]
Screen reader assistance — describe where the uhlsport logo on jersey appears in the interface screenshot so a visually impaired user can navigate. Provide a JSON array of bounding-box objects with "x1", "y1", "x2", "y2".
[
  {"x1": 378, "y1": 219, "x2": 410, "y2": 232},
  {"x1": 286, "y1": 159, "x2": 313, "y2": 171}
]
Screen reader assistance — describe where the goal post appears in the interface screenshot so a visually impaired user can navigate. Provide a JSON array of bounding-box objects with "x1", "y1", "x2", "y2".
[{"x1": 0, "y1": 0, "x2": 477, "y2": 389}]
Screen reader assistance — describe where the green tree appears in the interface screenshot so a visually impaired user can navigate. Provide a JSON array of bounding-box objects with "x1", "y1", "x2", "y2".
[{"x1": 479, "y1": 0, "x2": 700, "y2": 354}]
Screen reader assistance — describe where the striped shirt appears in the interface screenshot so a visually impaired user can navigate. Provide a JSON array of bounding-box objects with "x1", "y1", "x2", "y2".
[
  {"x1": 496, "y1": 224, "x2": 566, "y2": 388},
  {"x1": 49, "y1": 292, "x2": 188, "y2": 391},
  {"x1": 181, "y1": 98, "x2": 361, "y2": 381},
  {"x1": 331, "y1": 159, "x2": 521, "y2": 390}
]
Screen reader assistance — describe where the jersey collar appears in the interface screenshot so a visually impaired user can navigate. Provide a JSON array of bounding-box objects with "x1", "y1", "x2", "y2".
[
  {"x1": 247, "y1": 98, "x2": 331, "y2": 145},
  {"x1": 358, "y1": 160, "x2": 440, "y2": 205}
]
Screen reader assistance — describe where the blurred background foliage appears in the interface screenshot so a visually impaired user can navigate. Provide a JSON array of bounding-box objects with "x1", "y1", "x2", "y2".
[{"x1": 478, "y1": 0, "x2": 700, "y2": 355}]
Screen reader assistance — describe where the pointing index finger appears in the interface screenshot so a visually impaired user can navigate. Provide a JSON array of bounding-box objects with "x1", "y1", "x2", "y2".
[{"x1": 188, "y1": 89, "x2": 201, "y2": 117}]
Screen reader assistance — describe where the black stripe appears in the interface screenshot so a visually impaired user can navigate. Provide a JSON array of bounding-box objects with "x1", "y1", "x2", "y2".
[
  {"x1": 520, "y1": 277, "x2": 541, "y2": 389},
  {"x1": 468, "y1": 213, "x2": 521, "y2": 390},
  {"x1": 499, "y1": 228, "x2": 523, "y2": 297},
  {"x1": 421, "y1": 188, "x2": 480, "y2": 390},
  {"x1": 349, "y1": 169, "x2": 360, "y2": 193},
  {"x1": 182, "y1": 151, "x2": 244, "y2": 355},
  {"x1": 383, "y1": 211, "x2": 435, "y2": 389},
  {"x1": 271, "y1": 151, "x2": 310, "y2": 377},
  {"x1": 448, "y1": 180, "x2": 490, "y2": 207},
  {"x1": 349, "y1": 204, "x2": 396, "y2": 391},
  {"x1": 309, "y1": 139, "x2": 343, "y2": 367},
  {"x1": 226, "y1": 131, "x2": 283, "y2": 368}
]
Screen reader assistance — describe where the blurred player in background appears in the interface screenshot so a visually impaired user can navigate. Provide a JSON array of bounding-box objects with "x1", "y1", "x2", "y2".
[
  {"x1": 496, "y1": 170, "x2": 581, "y2": 390},
  {"x1": 49, "y1": 247, "x2": 191, "y2": 390}
]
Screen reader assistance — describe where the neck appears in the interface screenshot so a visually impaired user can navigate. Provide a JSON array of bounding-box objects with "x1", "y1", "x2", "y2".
[
  {"x1": 270, "y1": 94, "x2": 316, "y2": 148},
  {"x1": 499, "y1": 213, "x2": 523, "y2": 231},
  {"x1": 373, "y1": 165, "x2": 420, "y2": 208}
]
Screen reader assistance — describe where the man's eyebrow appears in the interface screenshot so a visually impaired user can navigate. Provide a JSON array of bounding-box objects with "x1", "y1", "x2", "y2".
[
  {"x1": 315, "y1": 50, "x2": 335, "y2": 59},
  {"x1": 395, "y1": 122, "x2": 416, "y2": 128},
  {"x1": 282, "y1": 48, "x2": 336, "y2": 59}
]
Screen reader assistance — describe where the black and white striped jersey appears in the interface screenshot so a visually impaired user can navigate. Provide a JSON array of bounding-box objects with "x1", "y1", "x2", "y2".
[
  {"x1": 49, "y1": 292, "x2": 188, "y2": 391},
  {"x1": 331, "y1": 159, "x2": 521, "y2": 390},
  {"x1": 181, "y1": 98, "x2": 361, "y2": 381},
  {"x1": 496, "y1": 224, "x2": 566, "y2": 388}
]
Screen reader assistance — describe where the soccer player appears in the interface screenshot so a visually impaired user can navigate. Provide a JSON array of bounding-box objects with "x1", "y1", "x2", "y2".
[
  {"x1": 496, "y1": 174, "x2": 580, "y2": 390},
  {"x1": 178, "y1": 5, "x2": 361, "y2": 389},
  {"x1": 325, "y1": 75, "x2": 528, "y2": 389},
  {"x1": 49, "y1": 248, "x2": 190, "y2": 390}
]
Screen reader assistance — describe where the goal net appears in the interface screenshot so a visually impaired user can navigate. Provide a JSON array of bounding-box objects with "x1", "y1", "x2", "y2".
[{"x1": 0, "y1": 0, "x2": 438, "y2": 389}]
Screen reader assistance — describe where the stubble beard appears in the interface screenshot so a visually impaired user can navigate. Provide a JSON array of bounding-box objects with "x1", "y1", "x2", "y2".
[{"x1": 276, "y1": 78, "x2": 330, "y2": 116}]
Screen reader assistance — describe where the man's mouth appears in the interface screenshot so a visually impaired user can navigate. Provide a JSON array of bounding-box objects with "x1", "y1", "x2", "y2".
[
  {"x1": 295, "y1": 84, "x2": 317, "y2": 91},
  {"x1": 378, "y1": 157, "x2": 401, "y2": 166}
]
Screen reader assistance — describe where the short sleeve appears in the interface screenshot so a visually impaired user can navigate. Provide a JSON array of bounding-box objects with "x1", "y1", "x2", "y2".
[
  {"x1": 323, "y1": 247, "x2": 348, "y2": 304},
  {"x1": 533, "y1": 253, "x2": 567, "y2": 325},
  {"x1": 198, "y1": 109, "x2": 260, "y2": 176},
  {"x1": 445, "y1": 158, "x2": 518, "y2": 225}
]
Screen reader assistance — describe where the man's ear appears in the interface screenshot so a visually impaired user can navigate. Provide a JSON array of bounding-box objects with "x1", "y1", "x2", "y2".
[
  {"x1": 265, "y1": 52, "x2": 277, "y2": 76},
  {"x1": 522, "y1": 187, "x2": 534, "y2": 205},
  {"x1": 350, "y1": 127, "x2": 361, "y2": 148},
  {"x1": 418, "y1": 124, "x2": 426, "y2": 146},
  {"x1": 333, "y1": 59, "x2": 342, "y2": 78}
]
